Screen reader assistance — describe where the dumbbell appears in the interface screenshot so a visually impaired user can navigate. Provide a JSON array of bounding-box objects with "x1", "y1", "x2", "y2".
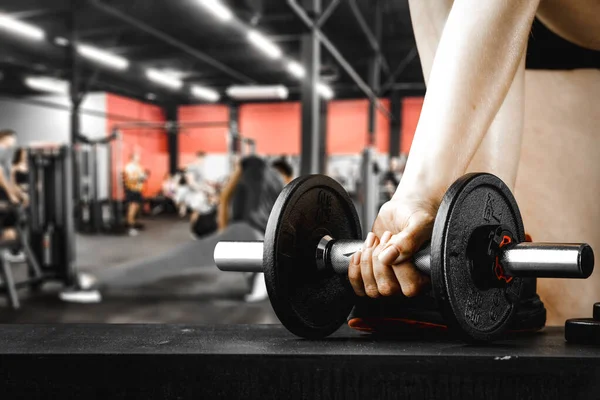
[
  {"x1": 565, "y1": 303, "x2": 600, "y2": 345},
  {"x1": 214, "y1": 173, "x2": 594, "y2": 341}
]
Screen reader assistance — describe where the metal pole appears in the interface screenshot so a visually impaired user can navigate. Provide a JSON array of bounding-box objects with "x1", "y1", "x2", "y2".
[
  {"x1": 68, "y1": 1, "x2": 81, "y2": 206},
  {"x1": 165, "y1": 104, "x2": 179, "y2": 175},
  {"x1": 287, "y1": 0, "x2": 392, "y2": 121},
  {"x1": 389, "y1": 92, "x2": 401, "y2": 159},
  {"x1": 299, "y1": 0, "x2": 322, "y2": 175},
  {"x1": 361, "y1": 0, "x2": 383, "y2": 235},
  {"x1": 319, "y1": 100, "x2": 328, "y2": 174}
]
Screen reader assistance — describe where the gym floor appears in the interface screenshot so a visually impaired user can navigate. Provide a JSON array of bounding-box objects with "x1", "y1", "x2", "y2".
[{"x1": 0, "y1": 218, "x2": 278, "y2": 325}]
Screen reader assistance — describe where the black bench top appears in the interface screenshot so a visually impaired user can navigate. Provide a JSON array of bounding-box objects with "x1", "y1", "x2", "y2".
[{"x1": 0, "y1": 324, "x2": 598, "y2": 399}]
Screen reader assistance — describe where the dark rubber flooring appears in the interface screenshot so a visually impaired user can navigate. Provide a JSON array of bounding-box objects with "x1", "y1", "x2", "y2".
[{"x1": 0, "y1": 217, "x2": 278, "y2": 325}]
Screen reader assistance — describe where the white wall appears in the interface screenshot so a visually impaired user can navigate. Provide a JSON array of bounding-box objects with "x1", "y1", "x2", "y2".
[{"x1": 0, "y1": 93, "x2": 110, "y2": 198}]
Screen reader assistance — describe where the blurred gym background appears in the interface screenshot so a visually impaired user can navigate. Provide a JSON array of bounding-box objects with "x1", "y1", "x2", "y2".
[{"x1": 0, "y1": 0, "x2": 597, "y2": 325}]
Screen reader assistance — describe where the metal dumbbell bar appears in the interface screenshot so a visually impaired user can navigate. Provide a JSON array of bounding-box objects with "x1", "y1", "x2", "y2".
[{"x1": 215, "y1": 240, "x2": 592, "y2": 279}]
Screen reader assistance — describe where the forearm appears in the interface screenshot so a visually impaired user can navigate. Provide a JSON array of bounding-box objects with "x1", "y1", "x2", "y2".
[{"x1": 399, "y1": 0, "x2": 538, "y2": 201}]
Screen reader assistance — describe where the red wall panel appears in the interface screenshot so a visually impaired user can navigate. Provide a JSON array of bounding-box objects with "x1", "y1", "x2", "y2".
[
  {"x1": 178, "y1": 105, "x2": 230, "y2": 158},
  {"x1": 239, "y1": 102, "x2": 301, "y2": 155},
  {"x1": 175, "y1": 97, "x2": 424, "y2": 159},
  {"x1": 401, "y1": 97, "x2": 424, "y2": 154},
  {"x1": 327, "y1": 99, "x2": 390, "y2": 155},
  {"x1": 106, "y1": 93, "x2": 168, "y2": 197}
]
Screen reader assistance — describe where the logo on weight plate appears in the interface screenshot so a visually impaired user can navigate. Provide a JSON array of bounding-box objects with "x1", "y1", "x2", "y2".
[
  {"x1": 465, "y1": 288, "x2": 483, "y2": 326},
  {"x1": 489, "y1": 290, "x2": 502, "y2": 322},
  {"x1": 483, "y1": 193, "x2": 502, "y2": 223},
  {"x1": 316, "y1": 190, "x2": 332, "y2": 224}
]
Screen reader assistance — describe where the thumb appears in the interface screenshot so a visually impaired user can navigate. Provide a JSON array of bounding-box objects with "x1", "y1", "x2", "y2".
[{"x1": 378, "y1": 217, "x2": 433, "y2": 265}]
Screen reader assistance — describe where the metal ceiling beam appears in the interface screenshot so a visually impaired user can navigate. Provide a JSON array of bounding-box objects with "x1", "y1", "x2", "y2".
[
  {"x1": 347, "y1": 0, "x2": 390, "y2": 75},
  {"x1": 287, "y1": 0, "x2": 392, "y2": 120},
  {"x1": 317, "y1": 0, "x2": 343, "y2": 26},
  {"x1": 380, "y1": 46, "x2": 418, "y2": 93},
  {"x1": 89, "y1": 0, "x2": 257, "y2": 84}
]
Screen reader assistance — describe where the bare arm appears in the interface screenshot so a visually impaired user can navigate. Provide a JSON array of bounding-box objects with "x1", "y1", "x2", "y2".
[
  {"x1": 0, "y1": 166, "x2": 18, "y2": 203},
  {"x1": 400, "y1": 0, "x2": 539, "y2": 202},
  {"x1": 218, "y1": 164, "x2": 242, "y2": 230}
]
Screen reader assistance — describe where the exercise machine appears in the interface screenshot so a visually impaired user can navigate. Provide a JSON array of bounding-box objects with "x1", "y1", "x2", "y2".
[{"x1": 0, "y1": 145, "x2": 78, "y2": 308}]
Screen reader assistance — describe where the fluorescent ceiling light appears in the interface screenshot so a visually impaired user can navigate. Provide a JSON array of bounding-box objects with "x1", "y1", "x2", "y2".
[
  {"x1": 25, "y1": 76, "x2": 68, "y2": 94},
  {"x1": 191, "y1": 85, "x2": 220, "y2": 102},
  {"x1": 0, "y1": 14, "x2": 45, "y2": 41},
  {"x1": 247, "y1": 30, "x2": 282, "y2": 59},
  {"x1": 77, "y1": 44, "x2": 129, "y2": 71},
  {"x1": 146, "y1": 69, "x2": 184, "y2": 90},
  {"x1": 226, "y1": 85, "x2": 288, "y2": 100},
  {"x1": 197, "y1": 0, "x2": 233, "y2": 22},
  {"x1": 54, "y1": 36, "x2": 69, "y2": 46},
  {"x1": 287, "y1": 61, "x2": 305, "y2": 79},
  {"x1": 317, "y1": 82, "x2": 334, "y2": 100}
]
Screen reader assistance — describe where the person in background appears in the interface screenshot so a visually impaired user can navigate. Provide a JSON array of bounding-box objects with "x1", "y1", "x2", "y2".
[
  {"x1": 185, "y1": 152, "x2": 216, "y2": 223},
  {"x1": 0, "y1": 131, "x2": 23, "y2": 237},
  {"x1": 169, "y1": 168, "x2": 189, "y2": 217},
  {"x1": 123, "y1": 152, "x2": 147, "y2": 237},
  {"x1": 218, "y1": 155, "x2": 294, "y2": 302},
  {"x1": 0, "y1": 131, "x2": 27, "y2": 263},
  {"x1": 11, "y1": 148, "x2": 28, "y2": 203}
]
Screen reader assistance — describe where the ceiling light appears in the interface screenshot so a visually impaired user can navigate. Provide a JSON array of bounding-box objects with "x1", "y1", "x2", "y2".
[
  {"x1": 54, "y1": 36, "x2": 69, "y2": 46},
  {"x1": 25, "y1": 76, "x2": 69, "y2": 94},
  {"x1": 191, "y1": 85, "x2": 220, "y2": 102},
  {"x1": 317, "y1": 82, "x2": 334, "y2": 100},
  {"x1": 0, "y1": 14, "x2": 45, "y2": 41},
  {"x1": 197, "y1": 0, "x2": 233, "y2": 22},
  {"x1": 77, "y1": 44, "x2": 129, "y2": 70},
  {"x1": 146, "y1": 69, "x2": 184, "y2": 90},
  {"x1": 287, "y1": 61, "x2": 305, "y2": 79},
  {"x1": 226, "y1": 85, "x2": 288, "y2": 100},
  {"x1": 247, "y1": 30, "x2": 282, "y2": 59}
]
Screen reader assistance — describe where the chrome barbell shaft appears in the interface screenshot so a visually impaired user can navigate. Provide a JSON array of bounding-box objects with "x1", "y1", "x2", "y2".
[{"x1": 214, "y1": 240, "x2": 594, "y2": 279}]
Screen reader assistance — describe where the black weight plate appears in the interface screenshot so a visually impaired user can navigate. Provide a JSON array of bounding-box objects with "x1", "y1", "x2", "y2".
[
  {"x1": 263, "y1": 175, "x2": 362, "y2": 339},
  {"x1": 430, "y1": 173, "x2": 525, "y2": 342},
  {"x1": 565, "y1": 318, "x2": 600, "y2": 345}
]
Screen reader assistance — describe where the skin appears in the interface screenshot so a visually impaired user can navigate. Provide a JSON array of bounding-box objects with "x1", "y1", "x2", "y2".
[
  {"x1": 349, "y1": 0, "x2": 600, "y2": 305},
  {"x1": 0, "y1": 136, "x2": 21, "y2": 204},
  {"x1": 11, "y1": 149, "x2": 29, "y2": 205},
  {"x1": 0, "y1": 135, "x2": 20, "y2": 240}
]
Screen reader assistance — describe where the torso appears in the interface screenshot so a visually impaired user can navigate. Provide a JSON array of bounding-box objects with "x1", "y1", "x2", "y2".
[
  {"x1": 232, "y1": 156, "x2": 284, "y2": 234},
  {"x1": 124, "y1": 162, "x2": 144, "y2": 192}
]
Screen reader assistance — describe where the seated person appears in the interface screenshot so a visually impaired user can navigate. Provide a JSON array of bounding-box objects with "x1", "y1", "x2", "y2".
[
  {"x1": 11, "y1": 148, "x2": 28, "y2": 202},
  {"x1": 186, "y1": 152, "x2": 216, "y2": 223},
  {"x1": 0, "y1": 131, "x2": 26, "y2": 262},
  {"x1": 123, "y1": 152, "x2": 147, "y2": 237},
  {"x1": 173, "y1": 168, "x2": 190, "y2": 217},
  {"x1": 218, "y1": 155, "x2": 294, "y2": 302}
]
